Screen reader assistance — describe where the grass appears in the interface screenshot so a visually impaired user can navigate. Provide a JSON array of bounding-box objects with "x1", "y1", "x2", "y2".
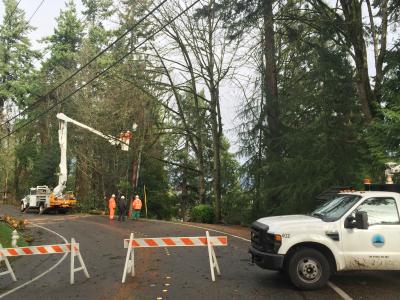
[{"x1": 0, "y1": 221, "x2": 29, "y2": 248}]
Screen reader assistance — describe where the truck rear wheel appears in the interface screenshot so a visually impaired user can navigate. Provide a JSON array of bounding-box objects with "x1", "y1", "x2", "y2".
[{"x1": 287, "y1": 247, "x2": 330, "y2": 290}]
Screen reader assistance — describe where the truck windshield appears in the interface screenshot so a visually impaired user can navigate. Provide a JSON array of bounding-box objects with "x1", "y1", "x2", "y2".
[{"x1": 311, "y1": 194, "x2": 362, "y2": 222}]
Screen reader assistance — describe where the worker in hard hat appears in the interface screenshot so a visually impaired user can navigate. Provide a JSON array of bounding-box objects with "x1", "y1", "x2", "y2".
[
  {"x1": 108, "y1": 194, "x2": 116, "y2": 220},
  {"x1": 118, "y1": 195, "x2": 127, "y2": 222},
  {"x1": 131, "y1": 195, "x2": 142, "y2": 220}
]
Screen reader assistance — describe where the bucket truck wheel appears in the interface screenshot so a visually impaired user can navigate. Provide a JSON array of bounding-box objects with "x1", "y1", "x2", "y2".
[
  {"x1": 39, "y1": 204, "x2": 45, "y2": 215},
  {"x1": 20, "y1": 202, "x2": 26, "y2": 212},
  {"x1": 287, "y1": 247, "x2": 330, "y2": 290}
]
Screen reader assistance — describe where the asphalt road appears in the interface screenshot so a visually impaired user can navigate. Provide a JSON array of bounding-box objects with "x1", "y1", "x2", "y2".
[{"x1": 1, "y1": 205, "x2": 400, "y2": 300}]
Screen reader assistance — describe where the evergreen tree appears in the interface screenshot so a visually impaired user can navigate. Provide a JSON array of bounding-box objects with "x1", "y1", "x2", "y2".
[
  {"x1": 0, "y1": 0, "x2": 39, "y2": 112},
  {"x1": 0, "y1": 0, "x2": 38, "y2": 200}
]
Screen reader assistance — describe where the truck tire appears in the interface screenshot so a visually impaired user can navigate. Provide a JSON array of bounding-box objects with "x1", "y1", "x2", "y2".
[
  {"x1": 287, "y1": 247, "x2": 330, "y2": 290},
  {"x1": 39, "y1": 204, "x2": 45, "y2": 215},
  {"x1": 20, "y1": 202, "x2": 26, "y2": 212}
]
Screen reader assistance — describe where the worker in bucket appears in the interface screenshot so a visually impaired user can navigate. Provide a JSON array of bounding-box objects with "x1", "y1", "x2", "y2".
[
  {"x1": 131, "y1": 195, "x2": 142, "y2": 220},
  {"x1": 108, "y1": 194, "x2": 116, "y2": 220},
  {"x1": 118, "y1": 195, "x2": 127, "y2": 222}
]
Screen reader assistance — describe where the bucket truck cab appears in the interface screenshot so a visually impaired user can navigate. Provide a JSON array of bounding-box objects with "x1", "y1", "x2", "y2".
[{"x1": 249, "y1": 184, "x2": 400, "y2": 290}]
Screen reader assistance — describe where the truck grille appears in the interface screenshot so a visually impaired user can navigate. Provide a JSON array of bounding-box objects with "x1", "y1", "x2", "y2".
[{"x1": 251, "y1": 221, "x2": 275, "y2": 253}]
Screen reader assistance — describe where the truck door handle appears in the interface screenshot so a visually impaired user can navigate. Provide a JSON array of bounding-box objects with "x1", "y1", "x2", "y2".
[{"x1": 325, "y1": 231, "x2": 340, "y2": 241}]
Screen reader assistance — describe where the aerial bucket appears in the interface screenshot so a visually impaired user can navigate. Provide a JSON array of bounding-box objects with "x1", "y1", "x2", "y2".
[{"x1": 119, "y1": 131, "x2": 132, "y2": 151}]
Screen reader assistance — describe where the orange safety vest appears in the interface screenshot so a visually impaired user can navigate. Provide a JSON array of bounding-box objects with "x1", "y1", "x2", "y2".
[
  {"x1": 109, "y1": 197, "x2": 116, "y2": 209},
  {"x1": 132, "y1": 199, "x2": 142, "y2": 210}
]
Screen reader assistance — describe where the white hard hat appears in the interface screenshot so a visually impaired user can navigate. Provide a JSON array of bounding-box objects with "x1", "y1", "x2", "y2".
[
  {"x1": 135, "y1": 195, "x2": 139, "y2": 198},
  {"x1": 112, "y1": 194, "x2": 115, "y2": 197},
  {"x1": 121, "y1": 195, "x2": 125, "y2": 199}
]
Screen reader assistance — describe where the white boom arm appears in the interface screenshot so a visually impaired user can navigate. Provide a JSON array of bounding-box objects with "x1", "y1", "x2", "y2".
[
  {"x1": 385, "y1": 162, "x2": 400, "y2": 184},
  {"x1": 53, "y1": 117, "x2": 68, "y2": 197},
  {"x1": 53, "y1": 113, "x2": 129, "y2": 197},
  {"x1": 57, "y1": 113, "x2": 122, "y2": 146}
]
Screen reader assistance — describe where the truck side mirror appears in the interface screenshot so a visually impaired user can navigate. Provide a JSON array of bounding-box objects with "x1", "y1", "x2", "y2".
[
  {"x1": 355, "y1": 211, "x2": 369, "y2": 230},
  {"x1": 344, "y1": 215, "x2": 356, "y2": 228},
  {"x1": 345, "y1": 211, "x2": 369, "y2": 230}
]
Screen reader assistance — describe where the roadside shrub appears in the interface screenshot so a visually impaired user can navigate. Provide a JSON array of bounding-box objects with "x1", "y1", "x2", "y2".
[{"x1": 190, "y1": 204, "x2": 215, "y2": 223}]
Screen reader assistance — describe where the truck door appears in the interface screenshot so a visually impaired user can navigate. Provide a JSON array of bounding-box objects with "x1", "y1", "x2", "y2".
[
  {"x1": 341, "y1": 197, "x2": 400, "y2": 270},
  {"x1": 29, "y1": 189, "x2": 37, "y2": 207}
]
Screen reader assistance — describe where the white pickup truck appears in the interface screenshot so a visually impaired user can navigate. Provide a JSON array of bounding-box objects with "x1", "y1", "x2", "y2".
[{"x1": 249, "y1": 184, "x2": 400, "y2": 290}]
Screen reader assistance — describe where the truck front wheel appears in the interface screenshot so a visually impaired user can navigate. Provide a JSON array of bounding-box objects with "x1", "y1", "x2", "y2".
[
  {"x1": 287, "y1": 247, "x2": 330, "y2": 290},
  {"x1": 20, "y1": 202, "x2": 26, "y2": 212},
  {"x1": 39, "y1": 204, "x2": 45, "y2": 215}
]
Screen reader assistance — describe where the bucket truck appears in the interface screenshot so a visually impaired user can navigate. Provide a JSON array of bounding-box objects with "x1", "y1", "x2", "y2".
[{"x1": 20, "y1": 113, "x2": 131, "y2": 214}]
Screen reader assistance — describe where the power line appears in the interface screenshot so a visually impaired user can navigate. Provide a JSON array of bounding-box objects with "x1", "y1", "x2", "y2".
[
  {"x1": 0, "y1": 0, "x2": 169, "y2": 128},
  {"x1": 0, "y1": 0, "x2": 201, "y2": 142},
  {"x1": 27, "y1": 0, "x2": 45, "y2": 23}
]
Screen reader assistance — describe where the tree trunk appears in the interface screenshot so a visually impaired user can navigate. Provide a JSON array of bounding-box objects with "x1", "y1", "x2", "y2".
[
  {"x1": 372, "y1": 0, "x2": 388, "y2": 102},
  {"x1": 181, "y1": 140, "x2": 189, "y2": 220},
  {"x1": 210, "y1": 91, "x2": 222, "y2": 222},
  {"x1": 198, "y1": 149, "x2": 206, "y2": 204},
  {"x1": 340, "y1": 0, "x2": 375, "y2": 122},
  {"x1": 263, "y1": 0, "x2": 280, "y2": 154},
  {"x1": 207, "y1": 0, "x2": 222, "y2": 222}
]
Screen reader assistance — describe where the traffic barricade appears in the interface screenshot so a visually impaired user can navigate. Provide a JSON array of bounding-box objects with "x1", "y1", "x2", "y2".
[
  {"x1": 122, "y1": 231, "x2": 227, "y2": 283},
  {"x1": 0, "y1": 238, "x2": 90, "y2": 284}
]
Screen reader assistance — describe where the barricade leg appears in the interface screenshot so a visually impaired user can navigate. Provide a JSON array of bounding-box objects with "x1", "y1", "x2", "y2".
[
  {"x1": 0, "y1": 244, "x2": 17, "y2": 282},
  {"x1": 122, "y1": 233, "x2": 135, "y2": 283},
  {"x1": 70, "y1": 238, "x2": 90, "y2": 285},
  {"x1": 206, "y1": 231, "x2": 221, "y2": 282}
]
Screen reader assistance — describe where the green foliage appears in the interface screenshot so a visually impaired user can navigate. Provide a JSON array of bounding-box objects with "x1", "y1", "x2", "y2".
[
  {"x1": 239, "y1": 10, "x2": 369, "y2": 219},
  {"x1": 221, "y1": 187, "x2": 251, "y2": 225},
  {"x1": 117, "y1": 179, "x2": 132, "y2": 196},
  {"x1": 0, "y1": 0, "x2": 39, "y2": 107},
  {"x1": 43, "y1": 0, "x2": 83, "y2": 71},
  {"x1": 365, "y1": 45, "x2": 400, "y2": 166},
  {"x1": 190, "y1": 204, "x2": 215, "y2": 223},
  {"x1": 147, "y1": 190, "x2": 177, "y2": 220}
]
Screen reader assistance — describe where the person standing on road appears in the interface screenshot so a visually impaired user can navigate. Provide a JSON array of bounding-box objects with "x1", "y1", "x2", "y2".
[
  {"x1": 118, "y1": 195, "x2": 127, "y2": 222},
  {"x1": 131, "y1": 195, "x2": 142, "y2": 220},
  {"x1": 108, "y1": 194, "x2": 116, "y2": 220}
]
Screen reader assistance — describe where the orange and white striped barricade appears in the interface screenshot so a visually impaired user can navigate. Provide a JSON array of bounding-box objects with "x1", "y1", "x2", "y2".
[
  {"x1": 70, "y1": 238, "x2": 90, "y2": 284},
  {"x1": 0, "y1": 243, "x2": 17, "y2": 282},
  {"x1": 122, "y1": 231, "x2": 228, "y2": 283},
  {"x1": 0, "y1": 238, "x2": 90, "y2": 284}
]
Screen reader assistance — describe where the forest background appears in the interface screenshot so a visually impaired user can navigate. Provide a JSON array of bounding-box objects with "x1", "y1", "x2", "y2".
[{"x1": 0, "y1": 0, "x2": 399, "y2": 224}]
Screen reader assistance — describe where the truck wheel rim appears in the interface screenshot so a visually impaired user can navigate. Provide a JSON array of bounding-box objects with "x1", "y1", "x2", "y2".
[{"x1": 297, "y1": 257, "x2": 322, "y2": 283}]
